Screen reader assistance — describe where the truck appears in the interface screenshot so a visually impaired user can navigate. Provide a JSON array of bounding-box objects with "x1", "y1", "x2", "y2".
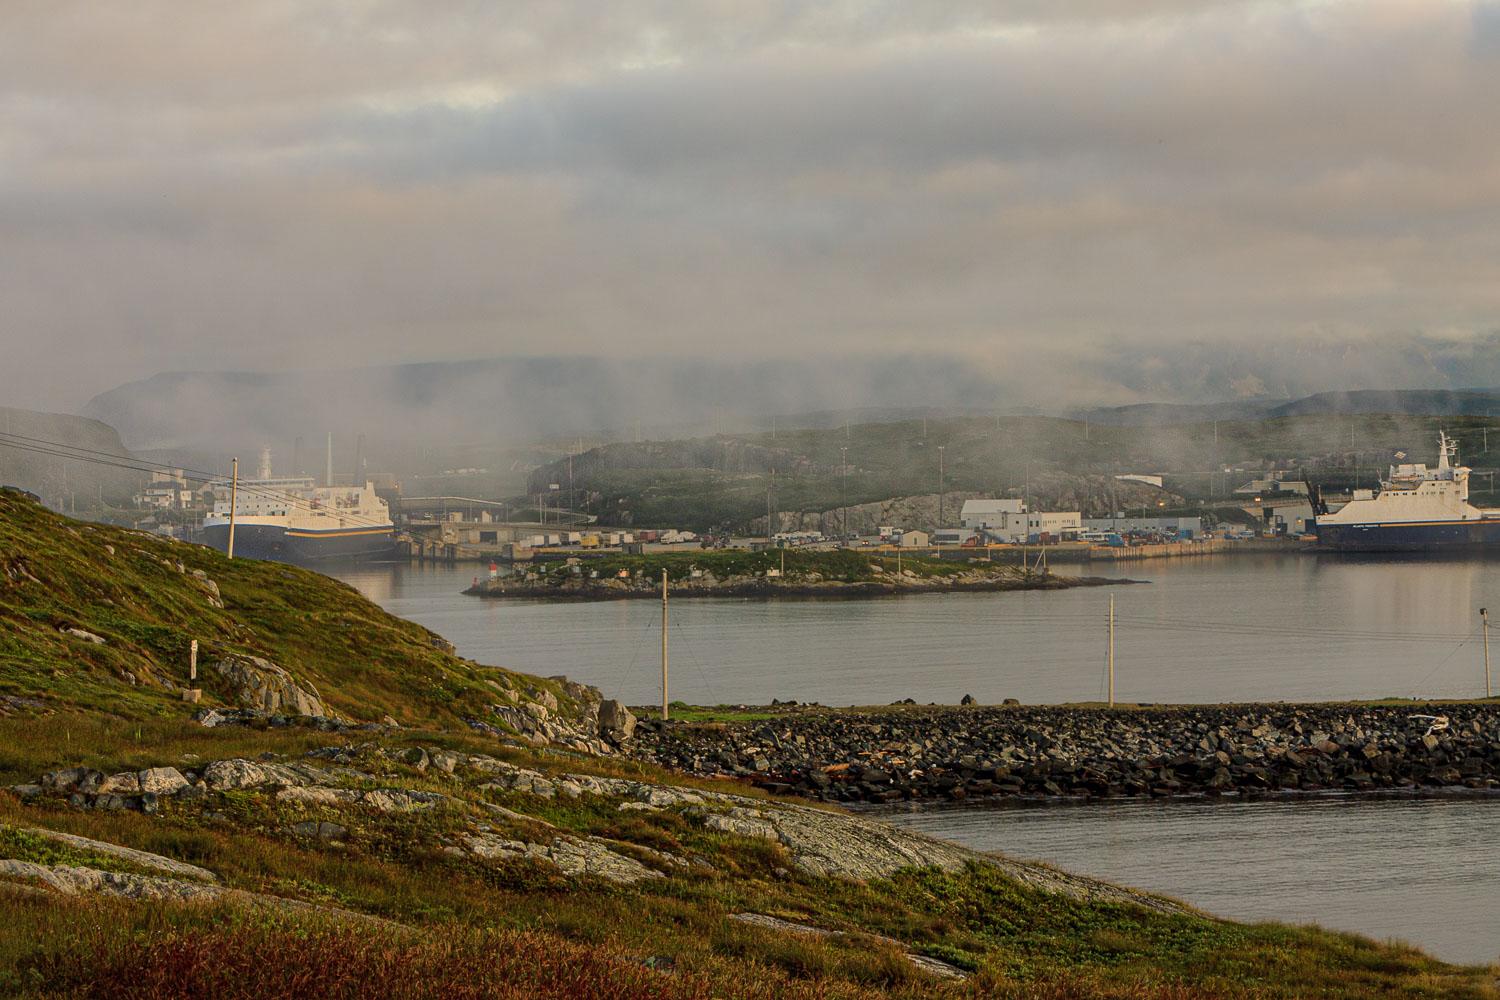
[
  {"x1": 580, "y1": 535, "x2": 601, "y2": 549},
  {"x1": 1079, "y1": 531, "x2": 1125, "y2": 547}
]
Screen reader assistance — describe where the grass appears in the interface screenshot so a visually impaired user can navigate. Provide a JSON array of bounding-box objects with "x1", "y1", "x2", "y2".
[
  {"x1": 3, "y1": 490, "x2": 1500, "y2": 997},
  {"x1": 5, "y1": 731, "x2": 1500, "y2": 999},
  {"x1": 0, "y1": 490, "x2": 580, "y2": 728}
]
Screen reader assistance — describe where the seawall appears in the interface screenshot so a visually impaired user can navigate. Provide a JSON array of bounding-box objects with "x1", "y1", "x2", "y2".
[{"x1": 627, "y1": 701, "x2": 1500, "y2": 805}]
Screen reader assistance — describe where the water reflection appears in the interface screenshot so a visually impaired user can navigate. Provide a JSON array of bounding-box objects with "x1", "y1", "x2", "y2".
[{"x1": 330, "y1": 555, "x2": 1499, "y2": 707}]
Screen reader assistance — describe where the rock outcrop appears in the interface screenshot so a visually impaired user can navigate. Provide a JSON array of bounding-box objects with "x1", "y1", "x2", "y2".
[{"x1": 212, "y1": 655, "x2": 334, "y2": 719}]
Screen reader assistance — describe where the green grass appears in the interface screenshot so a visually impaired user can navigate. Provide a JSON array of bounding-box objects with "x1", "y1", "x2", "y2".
[{"x1": 0, "y1": 490, "x2": 579, "y2": 728}]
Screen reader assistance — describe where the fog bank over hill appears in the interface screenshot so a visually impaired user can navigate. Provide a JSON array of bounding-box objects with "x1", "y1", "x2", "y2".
[
  {"x1": 0, "y1": 406, "x2": 146, "y2": 505},
  {"x1": 80, "y1": 333, "x2": 1500, "y2": 454}
]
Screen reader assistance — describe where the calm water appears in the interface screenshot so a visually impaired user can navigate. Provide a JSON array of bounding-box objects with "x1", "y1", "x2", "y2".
[
  {"x1": 884, "y1": 796, "x2": 1500, "y2": 966},
  {"x1": 330, "y1": 553, "x2": 1500, "y2": 964},
  {"x1": 333, "y1": 554, "x2": 1499, "y2": 707}
]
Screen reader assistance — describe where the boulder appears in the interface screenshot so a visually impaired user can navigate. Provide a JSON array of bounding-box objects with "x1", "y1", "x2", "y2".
[
  {"x1": 201, "y1": 758, "x2": 319, "y2": 791},
  {"x1": 39, "y1": 767, "x2": 104, "y2": 794},
  {"x1": 597, "y1": 700, "x2": 637, "y2": 741},
  {"x1": 137, "y1": 767, "x2": 190, "y2": 796},
  {"x1": 95, "y1": 773, "x2": 141, "y2": 796}
]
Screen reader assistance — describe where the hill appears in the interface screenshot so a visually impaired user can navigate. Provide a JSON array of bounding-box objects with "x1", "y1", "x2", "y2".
[
  {"x1": 1073, "y1": 388, "x2": 1500, "y2": 426},
  {"x1": 0, "y1": 488, "x2": 592, "y2": 738},
  {"x1": 0, "y1": 491, "x2": 1494, "y2": 997},
  {"x1": 0, "y1": 407, "x2": 147, "y2": 511},
  {"x1": 525, "y1": 410, "x2": 1500, "y2": 532}
]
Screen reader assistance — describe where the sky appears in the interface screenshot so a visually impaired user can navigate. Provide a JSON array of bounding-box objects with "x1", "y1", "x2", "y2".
[{"x1": 6, "y1": 0, "x2": 1500, "y2": 414}]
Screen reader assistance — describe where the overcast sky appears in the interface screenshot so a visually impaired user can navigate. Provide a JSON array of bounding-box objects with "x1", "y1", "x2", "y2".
[{"x1": 6, "y1": 0, "x2": 1500, "y2": 413}]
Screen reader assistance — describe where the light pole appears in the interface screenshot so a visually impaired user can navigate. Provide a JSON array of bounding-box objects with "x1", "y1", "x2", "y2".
[
  {"x1": 1483, "y1": 608, "x2": 1492, "y2": 699},
  {"x1": 937, "y1": 445, "x2": 946, "y2": 528},
  {"x1": 840, "y1": 446, "x2": 848, "y2": 542}
]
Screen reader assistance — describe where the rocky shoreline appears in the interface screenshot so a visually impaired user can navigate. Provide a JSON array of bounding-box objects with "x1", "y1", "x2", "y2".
[
  {"x1": 465, "y1": 571, "x2": 1124, "y2": 601},
  {"x1": 624, "y1": 702, "x2": 1500, "y2": 806}
]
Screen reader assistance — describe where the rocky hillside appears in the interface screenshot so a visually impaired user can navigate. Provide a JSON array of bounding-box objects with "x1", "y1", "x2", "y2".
[
  {"x1": 4, "y1": 723, "x2": 1489, "y2": 999},
  {"x1": 0, "y1": 488, "x2": 600, "y2": 746},
  {"x1": 750, "y1": 477, "x2": 1182, "y2": 536}
]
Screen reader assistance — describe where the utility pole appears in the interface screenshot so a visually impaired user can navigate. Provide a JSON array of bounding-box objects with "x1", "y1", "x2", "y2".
[
  {"x1": 661, "y1": 569, "x2": 669, "y2": 721},
  {"x1": 228, "y1": 457, "x2": 238, "y2": 559},
  {"x1": 1108, "y1": 594, "x2": 1115, "y2": 708},
  {"x1": 766, "y1": 484, "x2": 774, "y2": 545},
  {"x1": 840, "y1": 446, "x2": 848, "y2": 542},
  {"x1": 937, "y1": 445, "x2": 946, "y2": 527},
  {"x1": 1483, "y1": 608, "x2": 1492, "y2": 699}
]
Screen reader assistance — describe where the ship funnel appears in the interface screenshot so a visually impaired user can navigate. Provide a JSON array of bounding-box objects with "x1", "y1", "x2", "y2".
[{"x1": 257, "y1": 446, "x2": 272, "y2": 480}]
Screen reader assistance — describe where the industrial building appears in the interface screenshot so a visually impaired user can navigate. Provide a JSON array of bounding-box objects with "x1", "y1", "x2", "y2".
[
  {"x1": 1083, "y1": 515, "x2": 1202, "y2": 537},
  {"x1": 959, "y1": 499, "x2": 1081, "y2": 542},
  {"x1": 959, "y1": 499, "x2": 1026, "y2": 529}
]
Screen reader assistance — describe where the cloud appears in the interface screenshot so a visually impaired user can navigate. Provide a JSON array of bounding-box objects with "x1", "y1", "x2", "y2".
[{"x1": 4, "y1": 1, "x2": 1500, "y2": 412}]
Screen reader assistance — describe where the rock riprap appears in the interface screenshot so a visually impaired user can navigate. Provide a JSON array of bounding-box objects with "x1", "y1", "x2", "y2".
[{"x1": 624, "y1": 702, "x2": 1500, "y2": 804}]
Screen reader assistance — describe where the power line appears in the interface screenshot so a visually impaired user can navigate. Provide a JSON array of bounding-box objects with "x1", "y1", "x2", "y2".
[{"x1": 0, "y1": 430, "x2": 405, "y2": 535}]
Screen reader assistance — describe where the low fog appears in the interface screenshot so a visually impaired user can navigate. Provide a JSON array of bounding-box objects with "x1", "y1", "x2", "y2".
[
  {"x1": 6, "y1": 2, "x2": 1500, "y2": 430},
  {"x1": 78, "y1": 332, "x2": 1500, "y2": 457}
]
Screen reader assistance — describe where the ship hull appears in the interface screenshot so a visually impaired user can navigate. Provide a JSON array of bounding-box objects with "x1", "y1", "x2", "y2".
[
  {"x1": 200, "y1": 522, "x2": 396, "y2": 563},
  {"x1": 1314, "y1": 518, "x2": 1500, "y2": 553}
]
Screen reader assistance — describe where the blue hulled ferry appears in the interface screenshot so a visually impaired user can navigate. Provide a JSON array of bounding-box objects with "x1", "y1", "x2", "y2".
[{"x1": 1313, "y1": 432, "x2": 1500, "y2": 552}]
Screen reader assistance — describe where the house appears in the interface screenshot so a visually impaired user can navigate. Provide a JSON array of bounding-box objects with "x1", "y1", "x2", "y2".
[{"x1": 133, "y1": 485, "x2": 194, "y2": 510}]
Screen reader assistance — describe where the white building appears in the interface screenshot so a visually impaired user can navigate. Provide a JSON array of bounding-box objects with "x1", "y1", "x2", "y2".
[
  {"x1": 133, "y1": 485, "x2": 194, "y2": 509},
  {"x1": 960, "y1": 499, "x2": 1026, "y2": 530},
  {"x1": 1083, "y1": 515, "x2": 1202, "y2": 537},
  {"x1": 959, "y1": 499, "x2": 1081, "y2": 542}
]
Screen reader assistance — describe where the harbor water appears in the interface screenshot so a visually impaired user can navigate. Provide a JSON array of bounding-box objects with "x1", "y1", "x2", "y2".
[
  {"x1": 883, "y1": 796, "x2": 1500, "y2": 966},
  {"x1": 331, "y1": 553, "x2": 1500, "y2": 966},
  {"x1": 333, "y1": 554, "x2": 1499, "y2": 708}
]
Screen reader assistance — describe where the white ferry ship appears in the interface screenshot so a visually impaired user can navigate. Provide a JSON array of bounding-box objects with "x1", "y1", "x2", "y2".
[
  {"x1": 200, "y1": 451, "x2": 395, "y2": 563},
  {"x1": 1313, "y1": 431, "x2": 1500, "y2": 552}
]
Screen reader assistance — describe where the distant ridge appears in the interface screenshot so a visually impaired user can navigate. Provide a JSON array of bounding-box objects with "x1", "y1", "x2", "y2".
[{"x1": 1071, "y1": 389, "x2": 1500, "y2": 426}]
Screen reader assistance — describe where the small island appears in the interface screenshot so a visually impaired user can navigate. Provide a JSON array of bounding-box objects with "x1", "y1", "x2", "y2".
[{"x1": 463, "y1": 547, "x2": 1126, "y2": 600}]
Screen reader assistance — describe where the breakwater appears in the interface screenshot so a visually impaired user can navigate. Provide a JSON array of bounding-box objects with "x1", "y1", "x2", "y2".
[{"x1": 627, "y1": 702, "x2": 1500, "y2": 804}]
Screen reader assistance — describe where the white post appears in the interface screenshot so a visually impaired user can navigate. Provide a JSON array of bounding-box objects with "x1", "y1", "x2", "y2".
[
  {"x1": 189, "y1": 639, "x2": 198, "y2": 682},
  {"x1": 1108, "y1": 594, "x2": 1115, "y2": 708},
  {"x1": 1483, "y1": 608, "x2": 1491, "y2": 699},
  {"x1": 661, "y1": 569, "x2": 669, "y2": 721},
  {"x1": 228, "y1": 457, "x2": 238, "y2": 559}
]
